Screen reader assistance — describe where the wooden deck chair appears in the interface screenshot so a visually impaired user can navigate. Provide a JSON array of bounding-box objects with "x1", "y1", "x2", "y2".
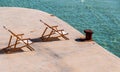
[
  {"x1": 2, "y1": 26, "x2": 34, "y2": 53},
  {"x1": 40, "y1": 20, "x2": 69, "y2": 41}
]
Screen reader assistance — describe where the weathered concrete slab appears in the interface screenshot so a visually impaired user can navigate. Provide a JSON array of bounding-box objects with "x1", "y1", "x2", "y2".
[{"x1": 0, "y1": 7, "x2": 120, "y2": 72}]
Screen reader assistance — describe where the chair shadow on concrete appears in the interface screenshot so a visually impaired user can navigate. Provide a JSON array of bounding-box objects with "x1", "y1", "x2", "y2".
[
  {"x1": 30, "y1": 37, "x2": 60, "y2": 42},
  {"x1": 30, "y1": 37, "x2": 42, "y2": 42},
  {"x1": 0, "y1": 48, "x2": 24, "y2": 54}
]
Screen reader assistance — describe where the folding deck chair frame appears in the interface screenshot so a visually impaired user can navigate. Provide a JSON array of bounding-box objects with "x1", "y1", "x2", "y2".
[
  {"x1": 40, "y1": 20, "x2": 69, "y2": 41},
  {"x1": 2, "y1": 26, "x2": 34, "y2": 53}
]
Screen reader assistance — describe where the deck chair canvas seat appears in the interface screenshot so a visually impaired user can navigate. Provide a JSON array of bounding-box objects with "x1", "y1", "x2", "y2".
[
  {"x1": 19, "y1": 39, "x2": 32, "y2": 44},
  {"x1": 2, "y1": 26, "x2": 34, "y2": 54},
  {"x1": 57, "y1": 30, "x2": 68, "y2": 35},
  {"x1": 40, "y1": 20, "x2": 69, "y2": 41}
]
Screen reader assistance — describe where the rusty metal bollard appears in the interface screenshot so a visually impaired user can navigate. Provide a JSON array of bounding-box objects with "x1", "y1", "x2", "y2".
[{"x1": 84, "y1": 29, "x2": 93, "y2": 40}]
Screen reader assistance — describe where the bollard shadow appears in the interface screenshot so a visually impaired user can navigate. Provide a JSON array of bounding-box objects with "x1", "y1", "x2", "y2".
[
  {"x1": 75, "y1": 38, "x2": 93, "y2": 42},
  {"x1": 75, "y1": 38, "x2": 86, "y2": 42}
]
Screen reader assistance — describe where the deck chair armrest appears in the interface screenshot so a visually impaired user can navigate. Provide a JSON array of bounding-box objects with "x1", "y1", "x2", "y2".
[
  {"x1": 17, "y1": 34, "x2": 24, "y2": 36},
  {"x1": 43, "y1": 33, "x2": 55, "y2": 37},
  {"x1": 57, "y1": 29, "x2": 64, "y2": 31},
  {"x1": 22, "y1": 38, "x2": 30, "y2": 40},
  {"x1": 52, "y1": 25, "x2": 58, "y2": 27}
]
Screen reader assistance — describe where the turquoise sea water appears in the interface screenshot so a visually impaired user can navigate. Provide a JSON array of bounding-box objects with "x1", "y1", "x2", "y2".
[{"x1": 0, "y1": 0, "x2": 120, "y2": 57}]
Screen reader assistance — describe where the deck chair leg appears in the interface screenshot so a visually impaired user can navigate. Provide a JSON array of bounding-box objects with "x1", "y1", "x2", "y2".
[
  {"x1": 14, "y1": 38, "x2": 19, "y2": 49},
  {"x1": 45, "y1": 30, "x2": 54, "y2": 41},
  {"x1": 8, "y1": 35, "x2": 12, "y2": 48},
  {"x1": 42, "y1": 27, "x2": 48, "y2": 37},
  {"x1": 26, "y1": 45, "x2": 34, "y2": 51},
  {"x1": 61, "y1": 35, "x2": 69, "y2": 40},
  {"x1": 25, "y1": 40, "x2": 34, "y2": 51}
]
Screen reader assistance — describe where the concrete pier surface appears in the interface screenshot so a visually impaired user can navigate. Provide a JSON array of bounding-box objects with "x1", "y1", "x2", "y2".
[{"x1": 0, "y1": 7, "x2": 120, "y2": 72}]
